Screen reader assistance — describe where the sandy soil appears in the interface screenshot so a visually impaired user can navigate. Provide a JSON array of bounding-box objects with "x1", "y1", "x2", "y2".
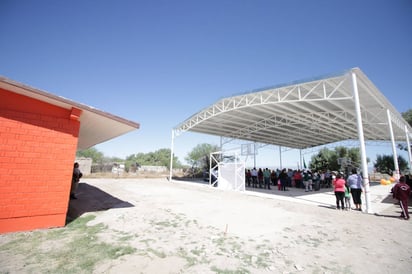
[
  {"x1": 2, "y1": 178, "x2": 412, "y2": 273},
  {"x1": 83, "y1": 178, "x2": 412, "y2": 273}
]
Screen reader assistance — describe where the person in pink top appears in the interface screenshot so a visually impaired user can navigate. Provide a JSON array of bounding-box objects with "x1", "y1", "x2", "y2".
[{"x1": 333, "y1": 173, "x2": 346, "y2": 210}]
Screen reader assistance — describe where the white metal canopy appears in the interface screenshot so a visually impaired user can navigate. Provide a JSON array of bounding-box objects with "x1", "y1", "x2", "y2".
[
  {"x1": 171, "y1": 67, "x2": 412, "y2": 214},
  {"x1": 174, "y1": 68, "x2": 411, "y2": 149}
]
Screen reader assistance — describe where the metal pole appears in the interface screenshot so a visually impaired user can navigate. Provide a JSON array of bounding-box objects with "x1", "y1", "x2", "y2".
[
  {"x1": 209, "y1": 153, "x2": 212, "y2": 186},
  {"x1": 351, "y1": 71, "x2": 372, "y2": 213},
  {"x1": 169, "y1": 129, "x2": 175, "y2": 182},
  {"x1": 405, "y1": 125, "x2": 412, "y2": 171},
  {"x1": 254, "y1": 142, "x2": 257, "y2": 168},
  {"x1": 279, "y1": 146, "x2": 282, "y2": 170},
  {"x1": 387, "y1": 110, "x2": 400, "y2": 179}
]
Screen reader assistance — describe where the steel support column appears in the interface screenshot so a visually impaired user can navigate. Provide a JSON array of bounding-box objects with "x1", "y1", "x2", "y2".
[
  {"x1": 387, "y1": 110, "x2": 400, "y2": 180},
  {"x1": 405, "y1": 125, "x2": 412, "y2": 172},
  {"x1": 351, "y1": 72, "x2": 372, "y2": 213},
  {"x1": 279, "y1": 146, "x2": 282, "y2": 170}
]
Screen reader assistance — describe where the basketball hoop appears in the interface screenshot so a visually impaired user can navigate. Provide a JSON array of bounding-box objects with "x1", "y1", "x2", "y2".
[{"x1": 241, "y1": 143, "x2": 256, "y2": 156}]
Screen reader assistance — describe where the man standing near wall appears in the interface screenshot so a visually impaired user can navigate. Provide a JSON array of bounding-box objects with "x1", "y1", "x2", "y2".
[{"x1": 70, "y1": 162, "x2": 82, "y2": 200}]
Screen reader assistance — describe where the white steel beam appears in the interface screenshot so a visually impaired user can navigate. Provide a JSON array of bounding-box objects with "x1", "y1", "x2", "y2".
[
  {"x1": 387, "y1": 109, "x2": 400, "y2": 179},
  {"x1": 351, "y1": 71, "x2": 372, "y2": 213}
]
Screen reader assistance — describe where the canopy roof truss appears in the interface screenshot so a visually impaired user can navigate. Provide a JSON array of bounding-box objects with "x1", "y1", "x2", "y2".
[
  {"x1": 174, "y1": 68, "x2": 411, "y2": 150},
  {"x1": 172, "y1": 67, "x2": 412, "y2": 213}
]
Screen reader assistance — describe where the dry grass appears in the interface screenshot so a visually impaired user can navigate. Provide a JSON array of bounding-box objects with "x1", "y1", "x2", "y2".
[{"x1": 0, "y1": 214, "x2": 136, "y2": 274}]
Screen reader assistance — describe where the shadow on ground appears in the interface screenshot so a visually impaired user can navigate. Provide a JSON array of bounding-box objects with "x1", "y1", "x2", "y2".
[
  {"x1": 66, "y1": 182, "x2": 134, "y2": 224},
  {"x1": 172, "y1": 176, "x2": 209, "y2": 184},
  {"x1": 374, "y1": 192, "x2": 412, "y2": 218},
  {"x1": 380, "y1": 192, "x2": 398, "y2": 204}
]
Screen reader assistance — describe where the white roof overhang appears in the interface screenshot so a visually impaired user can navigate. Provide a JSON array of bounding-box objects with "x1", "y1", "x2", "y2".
[
  {"x1": 0, "y1": 77, "x2": 139, "y2": 150},
  {"x1": 174, "y1": 68, "x2": 412, "y2": 149}
]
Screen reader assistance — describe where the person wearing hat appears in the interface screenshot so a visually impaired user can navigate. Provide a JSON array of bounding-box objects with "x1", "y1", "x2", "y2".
[{"x1": 392, "y1": 176, "x2": 411, "y2": 220}]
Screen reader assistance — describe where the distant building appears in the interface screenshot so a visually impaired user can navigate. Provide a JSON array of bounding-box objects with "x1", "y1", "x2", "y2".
[
  {"x1": 139, "y1": 165, "x2": 168, "y2": 173},
  {"x1": 75, "y1": 157, "x2": 92, "y2": 176},
  {"x1": 111, "y1": 163, "x2": 125, "y2": 174}
]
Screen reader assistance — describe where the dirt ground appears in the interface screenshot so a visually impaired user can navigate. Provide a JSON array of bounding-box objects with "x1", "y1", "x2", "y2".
[{"x1": 1, "y1": 177, "x2": 412, "y2": 273}]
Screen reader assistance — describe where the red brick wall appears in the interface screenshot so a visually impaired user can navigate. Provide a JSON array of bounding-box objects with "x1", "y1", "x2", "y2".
[{"x1": 0, "y1": 88, "x2": 81, "y2": 233}]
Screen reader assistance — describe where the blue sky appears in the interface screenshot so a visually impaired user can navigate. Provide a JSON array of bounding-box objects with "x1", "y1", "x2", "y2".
[{"x1": 1, "y1": 1, "x2": 411, "y2": 169}]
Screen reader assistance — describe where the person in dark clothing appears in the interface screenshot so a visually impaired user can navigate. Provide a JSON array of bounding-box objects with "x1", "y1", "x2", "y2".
[
  {"x1": 270, "y1": 170, "x2": 277, "y2": 187},
  {"x1": 70, "y1": 162, "x2": 82, "y2": 199},
  {"x1": 279, "y1": 169, "x2": 288, "y2": 191},
  {"x1": 258, "y1": 168, "x2": 264, "y2": 188},
  {"x1": 246, "y1": 169, "x2": 252, "y2": 187},
  {"x1": 393, "y1": 176, "x2": 411, "y2": 220},
  {"x1": 405, "y1": 173, "x2": 412, "y2": 189}
]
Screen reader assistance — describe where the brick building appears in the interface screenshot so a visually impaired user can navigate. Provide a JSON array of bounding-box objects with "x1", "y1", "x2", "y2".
[{"x1": 0, "y1": 77, "x2": 139, "y2": 233}]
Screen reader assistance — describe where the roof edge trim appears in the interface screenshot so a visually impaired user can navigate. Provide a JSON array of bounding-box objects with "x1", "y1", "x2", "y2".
[{"x1": 0, "y1": 76, "x2": 140, "y2": 129}]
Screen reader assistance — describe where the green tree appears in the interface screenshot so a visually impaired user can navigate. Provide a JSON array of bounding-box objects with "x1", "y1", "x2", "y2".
[
  {"x1": 77, "y1": 148, "x2": 127, "y2": 172},
  {"x1": 402, "y1": 109, "x2": 412, "y2": 127},
  {"x1": 310, "y1": 146, "x2": 363, "y2": 171},
  {"x1": 185, "y1": 143, "x2": 220, "y2": 172},
  {"x1": 76, "y1": 147, "x2": 104, "y2": 163},
  {"x1": 125, "y1": 148, "x2": 181, "y2": 171},
  {"x1": 309, "y1": 147, "x2": 334, "y2": 171},
  {"x1": 398, "y1": 109, "x2": 412, "y2": 151},
  {"x1": 374, "y1": 154, "x2": 408, "y2": 175}
]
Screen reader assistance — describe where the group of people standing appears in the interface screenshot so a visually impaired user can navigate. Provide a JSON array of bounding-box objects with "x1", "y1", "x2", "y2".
[
  {"x1": 332, "y1": 168, "x2": 363, "y2": 211},
  {"x1": 333, "y1": 168, "x2": 411, "y2": 220},
  {"x1": 245, "y1": 168, "x2": 332, "y2": 192},
  {"x1": 245, "y1": 168, "x2": 275, "y2": 190},
  {"x1": 245, "y1": 167, "x2": 364, "y2": 211},
  {"x1": 245, "y1": 166, "x2": 410, "y2": 220},
  {"x1": 245, "y1": 168, "x2": 292, "y2": 191},
  {"x1": 244, "y1": 167, "x2": 365, "y2": 213}
]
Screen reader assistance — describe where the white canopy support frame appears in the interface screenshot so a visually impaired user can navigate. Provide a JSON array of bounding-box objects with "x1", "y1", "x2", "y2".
[
  {"x1": 387, "y1": 110, "x2": 400, "y2": 180},
  {"x1": 351, "y1": 71, "x2": 371, "y2": 212},
  {"x1": 208, "y1": 151, "x2": 245, "y2": 191},
  {"x1": 209, "y1": 151, "x2": 220, "y2": 187},
  {"x1": 169, "y1": 68, "x2": 412, "y2": 213}
]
